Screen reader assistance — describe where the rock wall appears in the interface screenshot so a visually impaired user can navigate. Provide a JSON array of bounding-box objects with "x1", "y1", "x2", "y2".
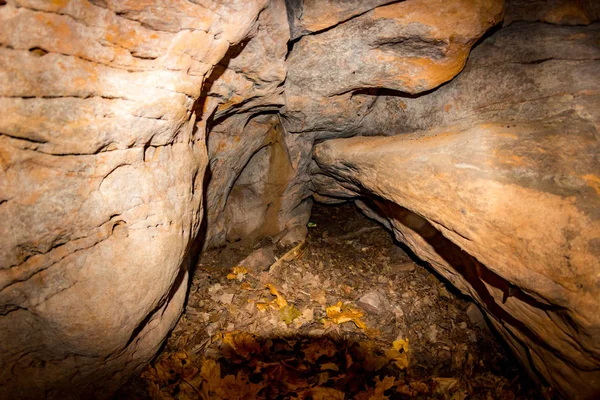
[
  {"x1": 0, "y1": 0, "x2": 269, "y2": 398},
  {"x1": 312, "y1": 21, "x2": 600, "y2": 400}
]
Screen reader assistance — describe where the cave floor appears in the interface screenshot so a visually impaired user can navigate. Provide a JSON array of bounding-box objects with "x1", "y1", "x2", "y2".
[{"x1": 118, "y1": 203, "x2": 549, "y2": 400}]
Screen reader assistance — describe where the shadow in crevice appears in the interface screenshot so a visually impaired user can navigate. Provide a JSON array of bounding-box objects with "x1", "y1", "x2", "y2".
[{"x1": 193, "y1": 37, "x2": 251, "y2": 129}]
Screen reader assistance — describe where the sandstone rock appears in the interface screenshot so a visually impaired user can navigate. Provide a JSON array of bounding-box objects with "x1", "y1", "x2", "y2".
[
  {"x1": 283, "y1": 0, "x2": 504, "y2": 136},
  {"x1": 200, "y1": 0, "x2": 314, "y2": 249},
  {"x1": 278, "y1": 224, "x2": 309, "y2": 246},
  {"x1": 309, "y1": 20, "x2": 600, "y2": 399},
  {"x1": 358, "y1": 22, "x2": 600, "y2": 137},
  {"x1": 0, "y1": 0, "x2": 268, "y2": 398},
  {"x1": 314, "y1": 118, "x2": 600, "y2": 398},
  {"x1": 285, "y1": 0, "x2": 398, "y2": 40},
  {"x1": 504, "y1": 0, "x2": 600, "y2": 26}
]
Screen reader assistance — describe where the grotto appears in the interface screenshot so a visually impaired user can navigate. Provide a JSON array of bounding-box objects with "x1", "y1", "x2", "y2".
[{"x1": 0, "y1": 0, "x2": 599, "y2": 399}]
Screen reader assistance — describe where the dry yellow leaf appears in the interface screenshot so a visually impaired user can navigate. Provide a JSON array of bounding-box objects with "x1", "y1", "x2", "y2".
[
  {"x1": 385, "y1": 341, "x2": 409, "y2": 370},
  {"x1": 393, "y1": 338, "x2": 409, "y2": 352},
  {"x1": 200, "y1": 358, "x2": 221, "y2": 390},
  {"x1": 280, "y1": 304, "x2": 302, "y2": 325},
  {"x1": 266, "y1": 283, "x2": 288, "y2": 309},
  {"x1": 223, "y1": 331, "x2": 261, "y2": 359},
  {"x1": 227, "y1": 266, "x2": 248, "y2": 281},
  {"x1": 325, "y1": 301, "x2": 367, "y2": 330},
  {"x1": 320, "y1": 362, "x2": 340, "y2": 372},
  {"x1": 220, "y1": 371, "x2": 265, "y2": 399}
]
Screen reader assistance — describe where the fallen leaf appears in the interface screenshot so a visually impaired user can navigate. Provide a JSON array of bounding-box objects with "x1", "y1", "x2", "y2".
[
  {"x1": 223, "y1": 331, "x2": 261, "y2": 359},
  {"x1": 200, "y1": 358, "x2": 221, "y2": 390},
  {"x1": 266, "y1": 284, "x2": 288, "y2": 309},
  {"x1": 320, "y1": 362, "x2": 339, "y2": 372},
  {"x1": 299, "y1": 386, "x2": 345, "y2": 399},
  {"x1": 227, "y1": 266, "x2": 248, "y2": 281},
  {"x1": 393, "y1": 338, "x2": 409, "y2": 353},
  {"x1": 386, "y1": 338, "x2": 409, "y2": 370},
  {"x1": 302, "y1": 339, "x2": 337, "y2": 363},
  {"x1": 326, "y1": 301, "x2": 367, "y2": 330},
  {"x1": 220, "y1": 371, "x2": 265, "y2": 399},
  {"x1": 280, "y1": 304, "x2": 302, "y2": 325}
]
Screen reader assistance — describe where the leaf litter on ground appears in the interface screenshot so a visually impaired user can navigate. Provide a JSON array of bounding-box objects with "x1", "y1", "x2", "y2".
[{"x1": 118, "y1": 204, "x2": 553, "y2": 400}]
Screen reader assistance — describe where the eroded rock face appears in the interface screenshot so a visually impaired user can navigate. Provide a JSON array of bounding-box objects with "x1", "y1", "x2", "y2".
[
  {"x1": 0, "y1": 0, "x2": 268, "y2": 398},
  {"x1": 313, "y1": 22, "x2": 600, "y2": 399},
  {"x1": 282, "y1": 0, "x2": 504, "y2": 136}
]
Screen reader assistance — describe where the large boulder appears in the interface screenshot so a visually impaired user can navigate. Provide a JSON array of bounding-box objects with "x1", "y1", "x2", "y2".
[
  {"x1": 282, "y1": 0, "x2": 504, "y2": 136},
  {"x1": 313, "y1": 22, "x2": 600, "y2": 399},
  {"x1": 0, "y1": 0, "x2": 268, "y2": 398}
]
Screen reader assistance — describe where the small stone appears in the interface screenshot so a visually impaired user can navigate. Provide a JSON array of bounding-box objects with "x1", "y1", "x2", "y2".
[
  {"x1": 466, "y1": 303, "x2": 489, "y2": 331},
  {"x1": 278, "y1": 225, "x2": 308, "y2": 246},
  {"x1": 240, "y1": 246, "x2": 276, "y2": 271},
  {"x1": 392, "y1": 261, "x2": 416, "y2": 273},
  {"x1": 357, "y1": 290, "x2": 387, "y2": 315},
  {"x1": 459, "y1": 322, "x2": 468, "y2": 329}
]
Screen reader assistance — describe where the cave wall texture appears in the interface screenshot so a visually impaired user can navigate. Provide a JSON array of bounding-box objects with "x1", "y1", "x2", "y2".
[{"x1": 0, "y1": 0, "x2": 599, "y2": 399}]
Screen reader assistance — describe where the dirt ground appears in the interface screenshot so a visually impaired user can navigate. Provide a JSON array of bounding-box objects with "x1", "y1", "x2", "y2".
[{"x1": 116, "y1": 203, "x2": 552, "y2": 400}]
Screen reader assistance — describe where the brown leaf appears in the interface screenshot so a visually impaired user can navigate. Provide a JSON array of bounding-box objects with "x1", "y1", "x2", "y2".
[
  {"x1": 223, "y1": 331, "x2": 261, "y2": 359},
  {"x1": 299, "y1": 386, "x2": 345, "y2": 400}
]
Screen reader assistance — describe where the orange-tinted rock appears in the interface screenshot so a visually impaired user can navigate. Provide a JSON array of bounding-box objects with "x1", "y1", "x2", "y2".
[
  {"x1": 0, "y1": 0, "x2": 268, "y2": 398},
  {"x1": 285, "y1": 0, "x2": 398, "y2": 39},
  {"x1": 314, "y1": 120, "x2": 600, "y2": 399},
  {"x1": 313, "y1": 21, "x2": 600, "y2": 400},
  {"x1": 283, "y1": 0, "x2": 504, "y2": 135}
]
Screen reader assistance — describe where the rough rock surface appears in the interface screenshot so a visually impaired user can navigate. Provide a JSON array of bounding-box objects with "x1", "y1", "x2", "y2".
[
  {"x1": 0, "y1": 0, "x2": 268, "y2": 398},
  {"x1": 504, "y1": 0, "x2": 600, "y2": 26},
  {"x1": 282, "y1": 0, "x2": 504, "y2": 136},
  {"x1": 201, "y1": 0, "x2": 314, "y2": 249},
  {"x1": 284, "y1": 0, "x2": 399, "y2": 40},
  {"x1": 313, "y1": 22, "x2": 600, "y2": 399}
]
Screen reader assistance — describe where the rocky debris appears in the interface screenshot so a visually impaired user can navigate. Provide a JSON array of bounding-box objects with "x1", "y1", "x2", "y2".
[
  {"x1": 391, "y1": 261, "x2": 417, "y2": 274},
  {"x1": 357, "y1": 290, "x2": 388, "y2": 315},
  {"x1": 239, "y1": 245, "x2": 277, "y2": 273},
  {"x1": 466, "y1": 304, "x2": 489, "y2": 332}
]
